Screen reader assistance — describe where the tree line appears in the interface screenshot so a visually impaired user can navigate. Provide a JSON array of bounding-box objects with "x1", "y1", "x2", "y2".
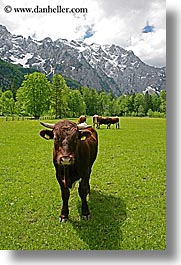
[{"x1": 0, "y1": 72, "x2": 166, "y2": 119}]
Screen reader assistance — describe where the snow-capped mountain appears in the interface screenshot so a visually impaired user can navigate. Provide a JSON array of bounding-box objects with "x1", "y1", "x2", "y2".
[{"x1": 0, "y1": 25, "x2": 166, "y2": 96}]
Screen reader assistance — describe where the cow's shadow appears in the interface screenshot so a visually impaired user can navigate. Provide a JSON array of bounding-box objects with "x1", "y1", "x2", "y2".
[{"x1": 70, "y1": 190, "x2": 127, "y2": 250}]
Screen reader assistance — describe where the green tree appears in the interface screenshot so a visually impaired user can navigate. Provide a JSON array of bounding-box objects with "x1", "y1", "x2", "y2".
[
  {"x1": 160, "y1": 90, "x2": 166, "y2": 113},
  {"x1": 81, "y1": 87, "x2": 99, "y2": 115},
  {"x1": 112, "y1": 97, "x2": 121, "y2": 116},
  {"x1": 15, "y1": 90, "x2": 27, "y2": 116},
  {"x1": 138, "y1": 105, "x2": 145, "y2": 117},
  {"x1": 105, "y1": 92, "x2": 114, "y2": 116},
  {"x1": 16, "y1": 72, "x2": 51, "y2": 119},
  {"x1": 1, "y1": 90, "x2": 15, "y2": 116},
  {"x1": 0, "y1": 88, "x2": 2, "y2": 115},
  {"x1": 97, "y1": 91, "x2": 108, "y2": 115},
  {"x1": 134, "y1": 93, "x2": 144, "y2": 114},
  {"x1": 147, "y1": 108, "x2": 154, "y2": 117},
  {"x1": 68, "y1": 89, "x2": 86, "y2": 117},
  {"x1": 51, "y1": 74, "x2": 69, "y2": 118},
  {"x1": 128, "y1": 93, "x2": 136, "y2": 113},
  {"x1": 144, "y1": 91, "x2": 152, "y2": 115},
  {"x1": 118, "y1": 95, "x2": 130, "y2": 116},
  {"x1": 151, "y1": 94, "x2": 161, "y2": 112}
]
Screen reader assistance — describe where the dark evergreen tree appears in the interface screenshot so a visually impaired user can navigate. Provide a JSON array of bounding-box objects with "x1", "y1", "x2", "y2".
[
  {"x1": 51, "y1": 74, "x2": 69, "y2": 118},
  {"x1": 144, "y1": 91, "x2": 152, "y2": 115}
]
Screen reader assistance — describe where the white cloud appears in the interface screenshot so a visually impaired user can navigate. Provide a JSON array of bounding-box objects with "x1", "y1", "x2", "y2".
[
  {"x1": 0, "y1": 0, "x2": 166, "y2": 67},
  {"x1": 86, "y1": 0, "x2": 166, "y2": 66},
  {"x1": 125, "y1": 28, "x2": 166, "y2": 67}
]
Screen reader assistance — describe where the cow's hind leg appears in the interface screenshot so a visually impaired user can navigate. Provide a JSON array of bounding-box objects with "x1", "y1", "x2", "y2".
[
  {"x1": 60, "y1": 184, "x2": 70, "y2": 222},
  {"x1": 78, "y1": 180, "x2": 90, "y2": 220}
]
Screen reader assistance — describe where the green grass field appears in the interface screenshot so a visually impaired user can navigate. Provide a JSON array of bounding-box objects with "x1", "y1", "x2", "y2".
[{"x1": 0, "y1": 117, "x2": 166, "y2": 250}]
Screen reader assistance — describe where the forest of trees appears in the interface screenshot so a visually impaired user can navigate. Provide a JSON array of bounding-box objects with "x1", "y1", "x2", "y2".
[{"x1": 0, "y1": 72, "x2": 166, "y2": 119}]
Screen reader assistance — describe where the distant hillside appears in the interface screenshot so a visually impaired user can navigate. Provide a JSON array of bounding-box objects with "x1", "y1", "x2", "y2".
[
  {"x1": 0, "y1": 59, "x2": 81, "y2": 94},
  {"x1": 0, "y1": 59, "x2": 36, "y2": 92}
]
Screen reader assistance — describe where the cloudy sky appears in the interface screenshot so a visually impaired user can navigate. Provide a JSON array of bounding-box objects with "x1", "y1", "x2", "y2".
[{"x1": 0, "y1": 0, "x2": 166, "y2": 67}]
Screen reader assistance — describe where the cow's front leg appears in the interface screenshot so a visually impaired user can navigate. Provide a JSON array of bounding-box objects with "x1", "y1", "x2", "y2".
[
  {"x1": 60, "y1": 184, "x2": 70, "y2": 222},
  {"x1": 78, "y1": 179, "x2": 90, "y2": 220}
]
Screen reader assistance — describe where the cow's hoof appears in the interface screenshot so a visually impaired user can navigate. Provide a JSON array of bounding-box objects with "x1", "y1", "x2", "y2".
[
  {"x1": 82, "y1": 214, "x2": 91, "y2": 221},
  {"x1": 59, "y1": 216, "x2": 68, "y2": 223}
]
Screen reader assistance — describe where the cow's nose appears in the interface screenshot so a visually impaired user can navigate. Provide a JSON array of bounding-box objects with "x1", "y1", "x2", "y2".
[{"x1": 60, "y1": 156, "x2": 72, "y2": 165}]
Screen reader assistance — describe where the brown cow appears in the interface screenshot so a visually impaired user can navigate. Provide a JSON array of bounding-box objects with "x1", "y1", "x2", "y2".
[
  {"x1": 106, "y1": 117, "x2": 120, "y2": 129},
  {"x1": 78, "y1": 115, "x2": 86, "y2": 124},
  {"x1": 93, "y1": 115, "x2": 120, "y2": 129},
  {"x1": 40, "y1": 120, "x2": 98, "y2": 222}
]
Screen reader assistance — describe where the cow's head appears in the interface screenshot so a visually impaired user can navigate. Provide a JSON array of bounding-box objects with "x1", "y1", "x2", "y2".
[{"x1": 40, "y1": 120, "x2": 92, "y2": 166}]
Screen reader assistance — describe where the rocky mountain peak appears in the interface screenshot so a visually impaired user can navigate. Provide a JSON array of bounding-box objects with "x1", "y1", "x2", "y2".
[
  {"x1": 0, "y1": 25, "x2": 166, "y2": 96},
  {"x1": 0, "y1": 24, "x2": 10, "y2": 34}
]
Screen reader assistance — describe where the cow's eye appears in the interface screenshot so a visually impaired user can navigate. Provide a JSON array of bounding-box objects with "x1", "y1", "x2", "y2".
[
  {"x1": 81, "y1": 136, "x2": 86, "y2": 141},
  {"x1": 54, "y1": 136, "x2": 62, "y2": 146}
]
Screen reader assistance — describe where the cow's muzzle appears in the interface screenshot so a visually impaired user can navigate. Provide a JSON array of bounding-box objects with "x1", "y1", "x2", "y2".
[{"x1": 59, "y1": 155, "x2": 74, "y2": 166}]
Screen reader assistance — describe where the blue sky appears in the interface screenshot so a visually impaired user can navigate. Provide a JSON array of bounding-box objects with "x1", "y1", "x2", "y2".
[{"x1": 83, "y1": 25, "x2": 95, "y2": 40}]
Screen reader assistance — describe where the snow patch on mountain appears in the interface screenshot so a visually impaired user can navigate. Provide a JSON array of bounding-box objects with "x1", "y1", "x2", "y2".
[{"x1": 10, "y1": 53, "x2": 33, "y2": 67}]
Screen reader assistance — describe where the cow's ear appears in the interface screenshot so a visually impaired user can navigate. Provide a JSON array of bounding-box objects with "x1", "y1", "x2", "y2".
[
  {"x1": 40, "y1": 130, "x2": 54, "y2": 140},
  {"x1": 78, "y1": 130, "x2": 91, "y2": 141}
]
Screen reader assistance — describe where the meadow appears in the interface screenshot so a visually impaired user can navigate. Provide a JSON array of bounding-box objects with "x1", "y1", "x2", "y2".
[{"x1": 0, "y1": 117, "x2": 166, "y2": 250}]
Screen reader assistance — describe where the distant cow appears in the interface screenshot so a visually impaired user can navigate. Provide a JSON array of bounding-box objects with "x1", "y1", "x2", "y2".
[
  {"x1": 93, "y1": 115, "x2": 99, "y2": 128},
  {"x1": 106, "y1": 117, "x2": 120, "y2": 129},
  {"x1": 93, "y1": 115, "x2": 120, "y2": 129},
  {"x1": 40, "y1": 120, "x2": 98, "y2": 222},
  {"x1": 78, "y1": 115, "x2": 86, "y2": 124}
]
